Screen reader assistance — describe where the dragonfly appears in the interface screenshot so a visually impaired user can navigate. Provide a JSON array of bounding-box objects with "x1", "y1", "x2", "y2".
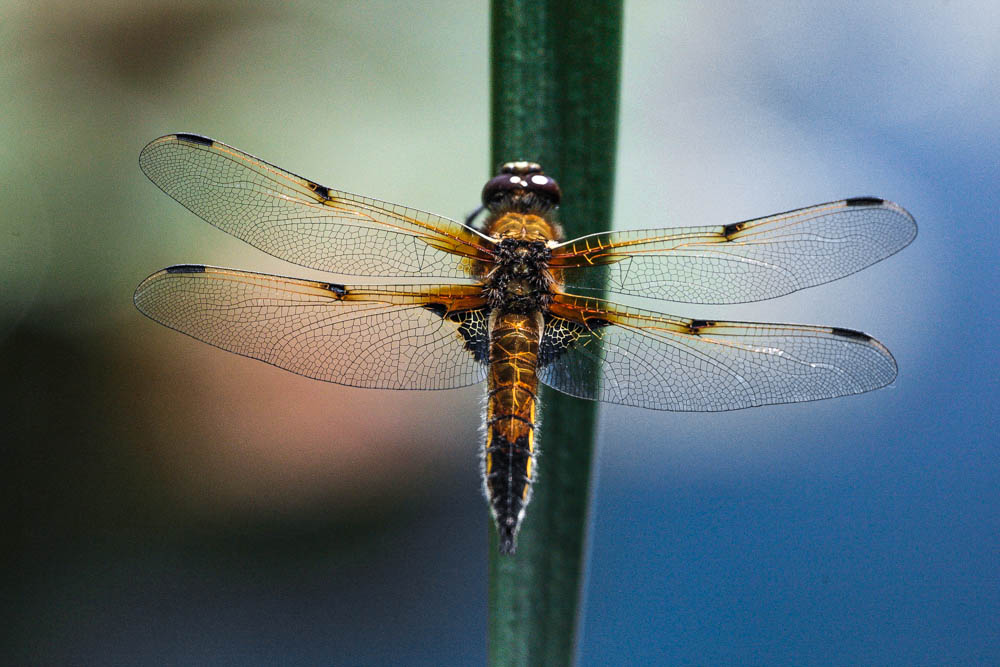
[{"x1": 134, "y1": 133, "x2": 917, "y2": 554}]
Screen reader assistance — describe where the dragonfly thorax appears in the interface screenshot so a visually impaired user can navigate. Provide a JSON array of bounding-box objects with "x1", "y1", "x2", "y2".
[{"x1": 484, "y1": 238, "x2": 554, "y2": 314}]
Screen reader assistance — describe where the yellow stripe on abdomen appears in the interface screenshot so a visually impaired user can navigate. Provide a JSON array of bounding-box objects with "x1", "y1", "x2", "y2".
[{"x1": 484, "y1": 311, "x2": 542, "y2": 555}]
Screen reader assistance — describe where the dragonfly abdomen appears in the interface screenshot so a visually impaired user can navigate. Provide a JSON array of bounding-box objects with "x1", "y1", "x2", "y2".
[{"x1": 485, "y1": 311, "x2": 543, "y2": 555}]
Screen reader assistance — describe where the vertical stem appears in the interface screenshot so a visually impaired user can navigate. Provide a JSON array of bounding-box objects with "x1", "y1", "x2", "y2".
[{"x1": 487, "y1": 1, "x2": 623, "y2": 665}]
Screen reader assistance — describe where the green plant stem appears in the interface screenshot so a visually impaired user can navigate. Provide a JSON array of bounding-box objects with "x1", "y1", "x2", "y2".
[{"x1": 487, "y1": 1, "x2": 623, "y2": 665}]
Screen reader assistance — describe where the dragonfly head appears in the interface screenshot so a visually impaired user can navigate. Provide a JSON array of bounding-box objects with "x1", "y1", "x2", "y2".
[{"x1": 481, "y1": 161, "x2": 562, "y2": 213}]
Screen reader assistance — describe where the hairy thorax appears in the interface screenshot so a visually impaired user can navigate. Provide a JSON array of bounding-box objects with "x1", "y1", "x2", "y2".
[{"x1": 481, "y1": 211, "x2": 561, "y2": 314}]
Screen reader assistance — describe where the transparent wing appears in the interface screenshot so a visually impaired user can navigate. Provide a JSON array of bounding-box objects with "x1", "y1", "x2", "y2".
[
  {"x1": 134, "y1": 265, "x2": 489, "y2": 390},
  {"x1": 551, "y1": 198, "x2": 917, "y2": 304},
  {"x1": 538, "y1": 294, "x2": 897, "y2": 411},
  {"x1": 139, "y1": 134, "x2": 495, "y2": 279}
]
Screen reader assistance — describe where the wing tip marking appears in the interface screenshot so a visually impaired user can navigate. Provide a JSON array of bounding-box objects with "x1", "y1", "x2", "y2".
[
  {"x1": 844, "y1": 196, "x2": 884, "y2": 207},
  {"x1": 174, "y1": 133, "x2": 215, "y2": 147},
  {"x1": 830, "y1": 326, "x2": 872, "y2": 342},
  {"x1": 165, "y1": 264, "x2": 206, "y2": 274}
]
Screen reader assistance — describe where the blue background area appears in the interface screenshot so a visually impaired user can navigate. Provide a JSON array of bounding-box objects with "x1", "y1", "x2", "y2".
[
  {"x1": 582, "y1": 6, "x2": 998, "y2": 664},
  {"x1": 3, "y1": 2, "x2": 996, "y2": 664}
]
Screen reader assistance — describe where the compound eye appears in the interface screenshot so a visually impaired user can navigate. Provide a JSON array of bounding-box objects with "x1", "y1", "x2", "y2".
[
  {"x1": 481, "y1": 173, "x2": 524, "y2": 206},
  {"x1": 481, "y1": 165, "x2": 562, "y2": 208},
  {"x1": 526, "y1": 173, "x2": 561, "y2": 206}
]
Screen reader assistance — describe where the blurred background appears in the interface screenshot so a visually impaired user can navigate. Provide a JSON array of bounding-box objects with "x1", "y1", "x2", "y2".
[{"x1": 3, "y1": 1, "x2": 997, "y2": 664}]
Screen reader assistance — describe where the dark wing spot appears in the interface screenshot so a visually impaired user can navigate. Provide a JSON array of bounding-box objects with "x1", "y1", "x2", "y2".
[
  {"x1": 722, "y1": 221, "x2": 745, "y2": 239},
  {"x1": 165, "y1": 264, "x2": 206, "y2": 274},
  {"x1": 306, "y1": 180, "x2": 332, "y2": 200},
  {"x1": 423, "y1": 305, "x2": 489, "y2": 363},
  {"x1": 422, "y1": 303, "x2": 447, "y2": 317},
  {"x1": 323, "y1": 283, "x2": 347, "y2": 297},
  {"x1": 831, "y1": 326, "x2": 872, "y2": 342},
  {"x1": 174, "y1": 133, "x2": 214, "y2": 146},
  {"x1": 539, "y1": 316, "x2": 609, "y2": 366},
  {"x1": 845, "y1": 197, "x2": 884, "y2": 207},
  {"x1": 457, "y1": 311, "x2": 490, "y2": 364},
  {"x1": 688, "y1": 319, "x2": 716, "y2": 333}
]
